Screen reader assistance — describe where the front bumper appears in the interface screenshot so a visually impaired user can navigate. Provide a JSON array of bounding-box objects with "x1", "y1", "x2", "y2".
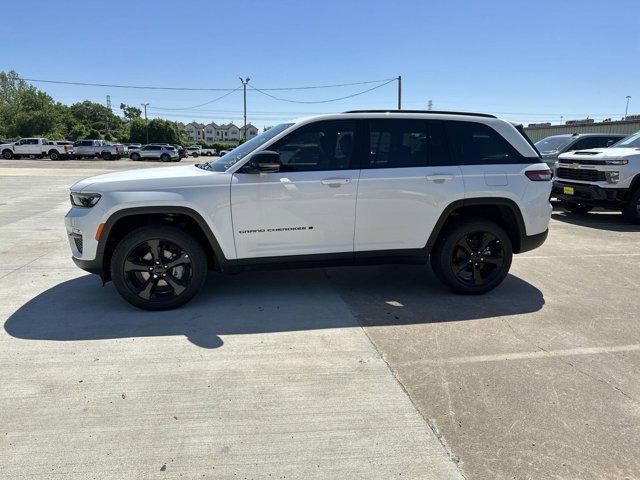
[{"x1": 552, "y1": 181, "x2": 629, "y2": 208}]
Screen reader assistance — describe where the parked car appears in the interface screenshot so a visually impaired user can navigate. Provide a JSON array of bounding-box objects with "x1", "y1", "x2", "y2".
[
  {"x1": 65, "y1": 110, "x2": 552, "y2": 310},
  {"x1": 47, "y1": 141, "x2": 75, "y2": 160},
  {"x1": 553, "y1": 131, "x2": 640, "y2": 223},
  {"x1": 126, "y1": 144, "x2": 142, "y2": 153},
  {"x1": 201, "y1": 147, "x2": 217, "y2": 156},
  {"x1": 73, "y1": 140, "x2": 125, "y2": 160},
  {"x1": 218, "y1": 149, "x2": 231, "y2": 156},
  {"x1": 129, "y1": 144, "x2": 179, "y2": 162},
  {"x1": 535, "y1": 133, "x2": 625, "y2": 170},
  {"x1": 186, "y1": 146, "x2": 202, "y2": 157},
  {"x1": 172, "y1": 144, "x2": 187, "y2": 158},
  {"x1": 0, "y1": 138, "x2": 57, "y2": 160}
]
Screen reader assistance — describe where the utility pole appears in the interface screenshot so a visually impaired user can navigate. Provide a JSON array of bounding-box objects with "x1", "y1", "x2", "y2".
[
  {"x1": 239, "y1": 77, "x2": 250, "y2": 141},
  {"x1": 625, "y1": 95, "x2": 632, "y2": 119},
  {"x1": 105, "y1": 95, "x2": 111, "y2": 138},
  {"x1": 397, "y1": 75, "x2": 402, "y2": 110},
  {"x1": 141, "y1": 103, "x2": 149, "y2": 144},
  {"x1": 427, "y1": 99, "x2": 433, "y2": 111}
]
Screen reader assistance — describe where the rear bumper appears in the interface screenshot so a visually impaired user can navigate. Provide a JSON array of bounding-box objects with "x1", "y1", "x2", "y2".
[
  {"x1": 552, "y1": 181, "x2": 628, "y2": 208},
  {"x1": 519, "y1": 229, "x2": 548, "y2": 253}
]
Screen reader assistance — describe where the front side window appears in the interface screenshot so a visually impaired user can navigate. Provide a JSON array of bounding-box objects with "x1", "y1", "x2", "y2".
[
  {"x1": 447, "y1": 121, "x2": 521, "y2": 165},
  {"x1": 270, "y1": 120, "x2": 356, "y2": 172}
]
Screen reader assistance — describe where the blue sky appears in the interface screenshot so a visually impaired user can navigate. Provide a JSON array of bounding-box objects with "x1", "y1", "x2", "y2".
[{"x1": 1, "y1": 0, "x2": 638, "y2": 129}]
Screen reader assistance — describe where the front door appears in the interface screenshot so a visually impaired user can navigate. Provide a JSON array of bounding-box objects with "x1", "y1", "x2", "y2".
[
  {"x1": 231, "y1": 120, "x2": 361, "y2": 259},
  {"x1": 354, "y1": 119, "x2": 464, "y2": 252}
]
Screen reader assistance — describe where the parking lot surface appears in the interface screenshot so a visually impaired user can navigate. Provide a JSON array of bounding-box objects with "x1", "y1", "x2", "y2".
[{"x1": 1, "y1": 158, "x2": 639, "y2": 479}]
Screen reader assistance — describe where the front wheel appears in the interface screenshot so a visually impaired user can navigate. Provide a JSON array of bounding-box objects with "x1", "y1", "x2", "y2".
[
  {"x1": 431, "y1": 219, "x2": 513, "y2": 295},
  {"x1": 102, "y1": 152, "x2": 112, "y2": 160},
  {"x1": 2, "y1": 150, "x2": 13, "y2": 159},
  {"x1": 110, "y1": 225, "x2": 208, "y2": 310},
  {"x1": 622, "y1": 188, "x2": 640, "y2": 224},
  {"x1": 562, "y1": 201, "x2": 593, "y2": 214}
]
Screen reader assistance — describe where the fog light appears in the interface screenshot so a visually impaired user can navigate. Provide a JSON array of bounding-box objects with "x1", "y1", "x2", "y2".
[{"x1": 605, "y1": 171, "x2": 620, "y2": 183}]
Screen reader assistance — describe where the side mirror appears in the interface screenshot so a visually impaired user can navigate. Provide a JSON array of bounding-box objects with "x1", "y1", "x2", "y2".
[{"x1": 243, "y1": 151, "x2": 281, "y2": 173}]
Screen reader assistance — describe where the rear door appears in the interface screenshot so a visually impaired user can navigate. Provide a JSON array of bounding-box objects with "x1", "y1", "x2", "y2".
[
  {"x1": 446, "y1": 120, "x2": 531, "y2": 201},
  {"x1": 354, "y1": 119, "x2": 464, "y2": 252},
  {"x1": 231, "y1": 120, "x2": 361, "y2": 259}
]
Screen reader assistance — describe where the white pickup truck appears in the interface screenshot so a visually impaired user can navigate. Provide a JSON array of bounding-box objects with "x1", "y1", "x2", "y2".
[
  {"x1": 73, "y1": 140, "x2": 125, "y2": 160},
  {"x1": 0, "y1": 138, "x2": 74, "y2": 160}
]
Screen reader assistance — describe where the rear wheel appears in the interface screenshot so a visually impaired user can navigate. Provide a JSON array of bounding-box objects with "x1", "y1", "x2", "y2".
[
  {"x1": 130, "y1": 152, "x2": 141, "y2": 161},
  {"x1": 111, "y1": 225, "x2": 207, "y2": 310},
  {"x1": 562, "y1": 201, "x2": 593, "y2": 214},
  {"x1": 431, "y1": 219, "x2": 512, "y2": 295},
  {"x1": 160, "y1": 153, "x2": 171, "y2": 162},
  {"x1": 48, "y1": 150, "x2": 60, "y2": 161},
  {"x1": 623, "y1": 188, "x2": 640, "y2": 224}
]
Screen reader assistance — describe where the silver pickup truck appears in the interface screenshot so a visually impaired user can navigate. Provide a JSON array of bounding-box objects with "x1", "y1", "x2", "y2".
[{"x1": 73, "y1": 139, "x2": 125, "y2": 160}]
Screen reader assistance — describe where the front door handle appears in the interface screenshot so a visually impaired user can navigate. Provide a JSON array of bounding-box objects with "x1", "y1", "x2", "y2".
[
  {"x1": 321, "y1": 178, "x2": 351, "y2": 187},
  {"x1": 426, "y1": 174, "x2": 454, "y2": 182}
]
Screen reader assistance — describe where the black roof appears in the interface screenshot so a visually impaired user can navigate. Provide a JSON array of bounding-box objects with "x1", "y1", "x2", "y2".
[{"x1": 342, "y1": 109, "x2": 497, "y2": 119}]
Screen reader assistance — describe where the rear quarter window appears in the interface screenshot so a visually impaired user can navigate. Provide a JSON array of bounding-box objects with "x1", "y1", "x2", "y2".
[{"x1": 446, "y1": 121, "x2": 525, "y2": 165}]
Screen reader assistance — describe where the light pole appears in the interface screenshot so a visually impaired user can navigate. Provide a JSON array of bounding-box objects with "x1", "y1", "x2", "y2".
[
  {"x1": 239, "y1": 77, "x2": 250, "y2": 141},
  {"x1": 625, "y1": 96, "x2": 632, "y2": 120},
  {"x1": 397, "y1": 75, "x2": 402, "y2": 110},
  {"x1": 141, "y1": 103, "x2": 149, "y2": 144}
]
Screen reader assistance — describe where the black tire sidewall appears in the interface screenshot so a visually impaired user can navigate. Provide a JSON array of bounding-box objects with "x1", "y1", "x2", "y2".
[
  {"x1": 131, "y1": 153, "x2": 140, "y2": 161},
  {"x1": 434, "y1": 219, "x2": 513, "y2": 295},
  {"x1": 160, "y1": 154, "x2": 170, "y2": 162},
  {"x1": 110, "y1": 225, "x2": 208, "y2": 310},
  {"x1": 623, "y1": 189, "x2": 640, "y2": 224}
]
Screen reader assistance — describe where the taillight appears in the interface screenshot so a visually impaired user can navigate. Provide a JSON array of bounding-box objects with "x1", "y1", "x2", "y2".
[{"x1": 525, "y1": 169, "x2": 552, "y2": 181}]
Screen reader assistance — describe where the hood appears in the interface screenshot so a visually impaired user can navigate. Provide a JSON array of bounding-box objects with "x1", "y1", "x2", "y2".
[
  {"x1": 70, "y1": 164, "x2": 226, "y2": 192},
  {"x1": 558, "y1": 147, "x2": 640, "y2": 161}
]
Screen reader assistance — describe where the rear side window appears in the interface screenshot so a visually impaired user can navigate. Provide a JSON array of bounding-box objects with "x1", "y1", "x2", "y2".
[
  {"x1": 270, "y1": 120, "x2": 356, "y2": 172},
  {"x1": 367, "y1": 119, "x2": 449, "y2": 168},
  {"x1": 447, "y1": 121, "x2": 523, "y2": 165}
]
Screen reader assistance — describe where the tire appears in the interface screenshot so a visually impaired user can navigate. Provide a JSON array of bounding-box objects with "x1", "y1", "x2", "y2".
[
  {"x1": 160, "y1": 153, "x2": 171, "y2": 162},
  {"x1": 2, "y1": 149, "x2": 13, "y2": 160},
  {"x1": 192, "y1": 152, "x2": 199, "y2": 158},
  {"x1": 562, "y1": 201, "x2": 593, "y2": 214},
  {"x1": 431, "y1": 219, "x2": 513, "y2": 295},
  {"x1": 48, "y1": 150, "x2": 60, "y2": 161},
  {"x1": 622, "y1": 188, "x2": 640, "y2": 224},
  {"x1": 101, "y1": 152, "x2": 112, "y2": 160},
  {"x1": 110, "y1": 225, "x2": 207, "y2": 310},
  {"x1": 130, "y1": 152, "x2": 141, "y2": 161}
]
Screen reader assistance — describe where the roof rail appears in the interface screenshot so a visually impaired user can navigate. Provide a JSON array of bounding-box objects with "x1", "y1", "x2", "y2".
[{"x1": 342, "y1": 109, "x2": 497, "y2": 119}]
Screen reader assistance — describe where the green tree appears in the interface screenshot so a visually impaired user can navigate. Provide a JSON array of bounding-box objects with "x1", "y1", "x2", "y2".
[
  {"x1": 68, "y1": 124, "x2": 89, "y2": 141},
  {"x1": 129, "y1": 118, "x2": 182, "y2": 144},
  {"x1": 120, "y1": 103, "x2": 142, "y2": 120}
]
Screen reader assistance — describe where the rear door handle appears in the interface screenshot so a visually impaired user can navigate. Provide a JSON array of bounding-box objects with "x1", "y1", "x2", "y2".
[
  {"x1": 321, "y1": 178, "x2": 351, "y2": 187},
  {"x1": 426, "y1": 174, "x2": 454, "y2": 182}
]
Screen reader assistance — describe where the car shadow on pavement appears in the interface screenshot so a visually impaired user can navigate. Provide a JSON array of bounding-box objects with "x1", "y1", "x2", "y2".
[
  {"x1": 4, "y1": 266, "x2": 544, "y2": 349},
  {"x1": 551, "y1": 211, "x2": 640, "y2": 232}
]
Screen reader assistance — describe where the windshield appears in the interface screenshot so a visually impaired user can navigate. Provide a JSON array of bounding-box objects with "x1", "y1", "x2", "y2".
[
  {"x1": 611, "y1": 132, "x2": 640, "y2": 149},
  {"x1": 535, "y1": 136, "x2": 572, "y2": 154},
  {"x1": 205, "y1": 123, "x2": 293, "y2": 171}
]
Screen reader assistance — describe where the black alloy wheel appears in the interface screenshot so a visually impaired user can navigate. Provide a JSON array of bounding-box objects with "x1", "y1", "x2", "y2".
[
  {"x1": 111, "y1": 225, "x2": 207, "y2": 310},
  {"x1": 431, "y1": 219, "x2": 512, "y2": 294}
]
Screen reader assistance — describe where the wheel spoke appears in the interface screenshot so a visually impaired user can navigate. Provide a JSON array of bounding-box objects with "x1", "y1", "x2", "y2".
[
  {"x1": 124, "y1": 259, "x2": 151, "y2": 272},
  {"x1": 452, "y1": 257, "x2": 471, "y2": 275},
  {"x1": 164, "y1": 274, "x2": 186, "y2": 295},
  {"x1": 138, "y1": 278, "x2": 157, "y2": 300},
  {"x1": 482, "y1": 255, "x2": 503, "y2": 267},
  {"x1": 165, "y1": 253, "x2": 190, "y2": 269},
  {"x1": 472, "y1": 265, "x2": 484, "y2": 285},
  {"x1": 147, "y1": 239, "x2": 162, "y2": 262},
  {"x1": 478, "y1": 232, "x2": 496, "y2": 251}
]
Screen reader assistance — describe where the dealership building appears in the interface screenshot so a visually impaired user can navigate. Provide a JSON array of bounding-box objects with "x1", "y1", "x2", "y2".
[{"x1": 524, "y1": 117, "x2": 640, "y2": 142}]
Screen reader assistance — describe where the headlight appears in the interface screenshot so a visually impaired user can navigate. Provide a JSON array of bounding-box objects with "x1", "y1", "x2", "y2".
[
  {"x1": 70, "y1": 192, "x2": 101, "y2": 208},
  {"x1": 605, "y1": 159, "x2": 628, "y2": 165},
  {"x1": 605, "y1": 171, "x2": 620, "y2": 183}
]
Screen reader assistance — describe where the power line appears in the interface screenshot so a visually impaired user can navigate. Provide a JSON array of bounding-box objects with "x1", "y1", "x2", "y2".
[
  {"x1": 22, "y1": 76, "x2": 396, "y2": 92},
  {"x1": 148, "y1": 87, "x2": 242, "y2": 110},
  {"x1": 248, "y1": 78, "x2": 397, "y2": 104}
]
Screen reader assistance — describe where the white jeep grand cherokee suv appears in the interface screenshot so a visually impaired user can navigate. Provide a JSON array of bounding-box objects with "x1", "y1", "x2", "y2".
[
  {"x1": 65, "y1": 111, "x2": 552, "y2": 310},
  {"x1": 553, "y1": 131, "x2": 640, "y2": 223}
]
